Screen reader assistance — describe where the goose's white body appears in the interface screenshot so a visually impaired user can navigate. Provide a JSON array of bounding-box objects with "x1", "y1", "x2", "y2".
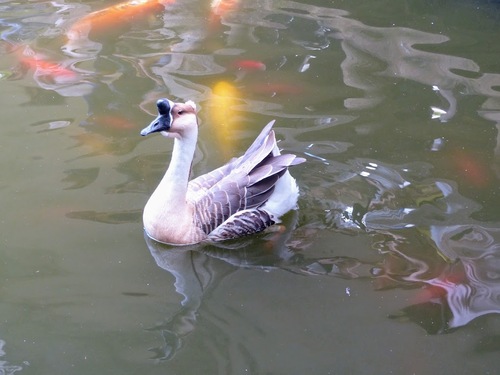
[{"x1": 141, "y1": 99, "x2": 305, "y2": 245}]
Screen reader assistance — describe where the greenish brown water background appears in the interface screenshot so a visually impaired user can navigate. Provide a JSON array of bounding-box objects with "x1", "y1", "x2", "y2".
[{"x1": 1, "y1": 0, "x2": 500, "y2": 373}]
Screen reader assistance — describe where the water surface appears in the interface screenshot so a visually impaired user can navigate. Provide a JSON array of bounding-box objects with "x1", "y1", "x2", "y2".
[{"x1": 1, "y1": 0, "x2": 500, "y2": 373}]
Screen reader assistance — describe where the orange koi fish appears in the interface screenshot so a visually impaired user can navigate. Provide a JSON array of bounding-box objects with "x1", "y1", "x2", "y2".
[
  {"x1": 71, "y1": 132, "x2": 115, "y2": 157},
  {"x1": 16, "y1": 46, "x2": 77, "y2": 80},
  {"x1": 208, "y1": 0, "x2": 240, "y2": 29},
  {"x1": 210, "y1": 0, "x2": 240, "y2": 17},
  {"x1": 87, "y1": 114, "x2": 136, "y2": 131},
  {"x1": 67, "y1": 0, "x2": 174, "y2": 41},
  {"x1": 20, "y1": 56, "x2": 77, "y2": 79}
]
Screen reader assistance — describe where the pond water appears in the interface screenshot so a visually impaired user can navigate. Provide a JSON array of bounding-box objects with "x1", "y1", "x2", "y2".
[{"x1": 1, "y1": 0, "x2": 500, "y2": 373}]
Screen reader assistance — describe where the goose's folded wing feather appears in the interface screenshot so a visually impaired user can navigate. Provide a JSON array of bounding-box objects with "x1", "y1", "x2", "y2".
[
  {"x1": 237, "y1": 120, "x2": 276, "y2": 163},
  {"x1": 207, "y1": 209, "x2": 275, "y2": 242},
  {"x1": 191, "y1": 152, "x2": 304, "y2": 235},
  {"x1": 192, "y1": 171, "x2": 274, "y2": 235},
  {"x1": 188, "y1": 158, "x2": 237, "y2": 199},
  {"x1": 188, "y1": 122, "x2": 277, "y2": 199}
]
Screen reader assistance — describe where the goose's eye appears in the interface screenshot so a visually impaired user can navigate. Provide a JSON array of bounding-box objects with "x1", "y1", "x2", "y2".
[{"x1": 178, "y1": 110, "x2": 184, "y2": 115}]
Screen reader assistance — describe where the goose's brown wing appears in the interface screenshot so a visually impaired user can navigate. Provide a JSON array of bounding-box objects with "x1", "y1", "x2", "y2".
[
  {"x1": 192, "y1": 151, "x2": 304, "y2": 236},
  {"x1": 187, "y1": 120, "x2": 276, "y2": 199}
]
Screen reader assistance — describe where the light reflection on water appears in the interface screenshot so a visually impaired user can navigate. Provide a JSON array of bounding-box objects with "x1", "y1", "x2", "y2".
[
  {"x1": 0, "y1": 339, "x2": 24, "y2": 375},
  {"x1": 1, "y1": 0, "x2": 500, "y2": 372}
]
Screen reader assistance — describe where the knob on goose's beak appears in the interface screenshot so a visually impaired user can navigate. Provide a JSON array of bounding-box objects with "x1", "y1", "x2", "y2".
[{"x1": 140, "y1": 98, "x2": 175, "y2": 136}]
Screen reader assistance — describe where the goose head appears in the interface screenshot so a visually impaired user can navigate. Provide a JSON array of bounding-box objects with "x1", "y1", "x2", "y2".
[{"x1": 140, "y1": 99, "x2": 198, "y2": 139}]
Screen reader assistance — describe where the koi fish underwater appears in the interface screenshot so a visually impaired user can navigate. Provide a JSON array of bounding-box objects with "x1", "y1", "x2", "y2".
[
  {"x1": 231, "y1": 59, "x2": 266, "y2": 72},
  {"x1": 67, "y1": 0, "x2": 174, "y2": 41},
  {"x1": 11, "y1": 45, "x2": 78, "y2": 81},
  {"x1": 210, "y1": 0, "x2": 240, "y2": 18}
]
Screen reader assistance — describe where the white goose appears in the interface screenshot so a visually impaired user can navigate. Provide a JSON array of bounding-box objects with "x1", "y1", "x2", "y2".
[{"x1": 140, "y1": 99, "x2": 305, "y2": 245}]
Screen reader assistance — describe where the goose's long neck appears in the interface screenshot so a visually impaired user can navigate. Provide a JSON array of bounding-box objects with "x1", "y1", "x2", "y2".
[{"x1": 156, "y1": 128, "x2": 198, "y2": 206}]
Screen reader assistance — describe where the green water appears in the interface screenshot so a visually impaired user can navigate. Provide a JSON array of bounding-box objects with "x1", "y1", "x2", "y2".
[{"x1": 1, "y1": 0, "x2": 500, "y2": 373}]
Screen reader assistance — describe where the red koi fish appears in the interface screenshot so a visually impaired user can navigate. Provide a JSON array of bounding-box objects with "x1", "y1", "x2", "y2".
[
  {"x1": 67, "y1": 0, "x2": 174, "y2": 41},
  {"x1": 232, "y1": 59, "x2": 266, "y2": 72},
  {"x1": 451, "y1": 149, "x2": 491, "y2": 189},
  {"x1": 410, "y1": 284, "x2": 447, "y2": 305},
  {"x1": 409, "y1": 264, "x2": 466, "y2": 306}
]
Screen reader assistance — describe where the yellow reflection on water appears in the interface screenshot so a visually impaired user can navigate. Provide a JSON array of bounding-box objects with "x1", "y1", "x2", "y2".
[{"x1": 209, "y1": 81, "x2": 240, "y2": 158}]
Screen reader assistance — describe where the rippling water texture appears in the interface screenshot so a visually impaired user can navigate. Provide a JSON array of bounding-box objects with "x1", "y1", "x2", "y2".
[{"x1": 1, "y1": 0, "x2": 500, "y2": 373}]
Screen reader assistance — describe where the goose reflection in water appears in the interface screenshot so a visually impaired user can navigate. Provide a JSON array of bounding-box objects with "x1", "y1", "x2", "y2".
[{"x1": 143, "y1": 210, "x2": 300, "y2": 360}]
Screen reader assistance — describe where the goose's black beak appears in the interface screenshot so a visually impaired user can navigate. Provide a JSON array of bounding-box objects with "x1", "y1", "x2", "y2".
[{"x1": 140, "y1": 98, "x2": 174, "y2": 136}]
